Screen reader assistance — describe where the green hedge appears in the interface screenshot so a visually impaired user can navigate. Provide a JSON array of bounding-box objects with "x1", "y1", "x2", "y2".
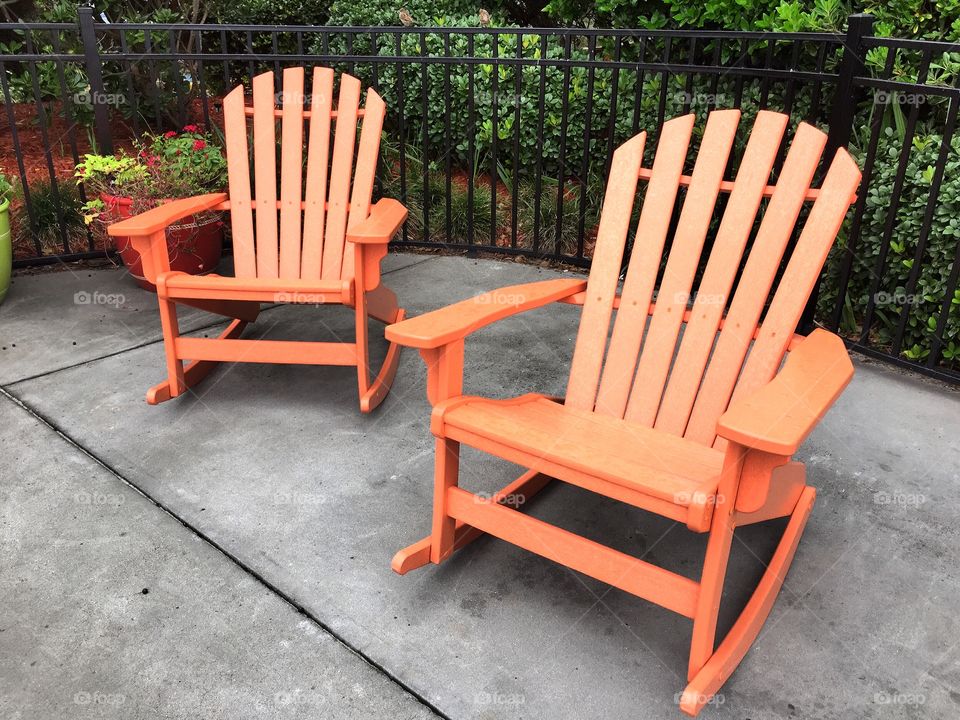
[{"x1": 820, "y1": 124, "x2": 960, "y2": 367}]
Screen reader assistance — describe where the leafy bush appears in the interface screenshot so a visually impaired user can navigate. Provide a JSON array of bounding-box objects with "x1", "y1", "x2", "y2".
[
  {"x1": 326, "y1": 0, "x2": 477, "y2": 27},
  {"x1": 819, "y1": 121, "x2": 960, "y2": 367},
  {"x1": 516, "y1": 178, "x2": 600, "y2": 256},
  {"x1": 544, "y1": 0, "x2": 956, "y2": 42},
  {"x1": 14, "y1": 180, "x2": 88, "y2": 254},
  {"x1": 0, "y1": 170, "x2": 12, "y2": 205}
]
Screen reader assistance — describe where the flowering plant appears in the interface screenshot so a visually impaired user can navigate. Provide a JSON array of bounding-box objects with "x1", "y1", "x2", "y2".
[
  {"x1": 139, "y1": 125, "x2": 227, "y2": 200},
  {"x1": 76, "y1": 125, "x2": 227, "y2": 223}
]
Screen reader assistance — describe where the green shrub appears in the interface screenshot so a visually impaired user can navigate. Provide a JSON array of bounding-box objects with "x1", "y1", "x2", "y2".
[
  {"x1": 0, "y1": 170, "x2": 12, "y2": 205},
  {"x1": 516, "y1": 178, "x2": 600, "y2": 256},
  {"x1": 819, "y1": 120, "x2": 960, "y2": 368},
  {"x1": 544, "y1": 0, "x2": 957, "y2": 43},
  {"x1": 14, "y1": 180, "x2": 88, "y2": 254}
]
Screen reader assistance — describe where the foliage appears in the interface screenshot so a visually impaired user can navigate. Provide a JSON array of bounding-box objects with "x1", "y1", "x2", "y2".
[
  {"x1": 218, "y1": 0, "x2": 330, "y2": 24},
  {"x1": 326, "y1": 0, "x2": 477, "y2": 27},
  {"x1": 14, "y1": 179, "x2": 87, "y2": 254},
  {"x1": 140, "y1": 126, "x2": 228, "y2": 199},
  {"x1": 0, "y1": 170, "x2": 12, "y2": 205},
  {"x1": 544, "y1": 0, "x2": 955, "y2": 41},
  {"x1": 819, "y1": 114, "x2": 960, "y2": 367},
  {"x1": 516, "y1": 178, "x2": 600, "y2": 256}
]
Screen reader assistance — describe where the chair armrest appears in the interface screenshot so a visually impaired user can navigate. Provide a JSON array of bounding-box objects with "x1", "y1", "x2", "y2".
[
  {"x1": 716, "y1": 329, "x2": 854, "y2": 455},
  {"x1": 107, "y1": 193, "x2": 228, "y2": 238},
  {"x1": 385, "y1": 278, "x2": 587, "y2": 350},
  {"x1": 346, "y1": 198, "x2": 408, "y2": 244}
]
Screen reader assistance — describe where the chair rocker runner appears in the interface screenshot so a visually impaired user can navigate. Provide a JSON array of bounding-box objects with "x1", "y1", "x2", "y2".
[
  {"x1": 386, "y1": 109, "x2": 861, "y2": 715},
  {"x1": 108, "y1": 67, "x2": 407, "y2": 412}
]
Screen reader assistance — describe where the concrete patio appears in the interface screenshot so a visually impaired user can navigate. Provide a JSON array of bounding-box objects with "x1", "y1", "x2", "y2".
[{"x1": 2, "y1": 252, "x2": 958, "y2": 720}]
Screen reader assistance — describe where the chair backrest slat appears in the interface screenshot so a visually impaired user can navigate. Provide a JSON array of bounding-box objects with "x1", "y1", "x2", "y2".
[
  {"x1": 593, "y1": 114, "x2": 694, "y2": 418},
  {"x1": 725, "y1": 149, "x2": 861, "y2": 414},
  {"x1": 565, "y1": 132, "x2": 646, "y2": 410},
  {"x1": 321, "y1": 75, "x2": 362, "y2": 281},
  {"x1": 279, "y1": 67, "x2": 305, "y2": 279},
  {"x1": 684, "y1": 121, "x2": 827, "y2": 445},
  {"x1": 567, "y1": 110, "x2": 860, "y2": 450},
  {"x1": 624, "y1": 109, "x2": 740, "y2": 426},
  {"x1": 252, "y1": 71, "x2": 279, "y2": 279},
  {"x1": 342, "y1": 89, "x2": 386, "y2": 280},
  {"x1": 223, "y1": 85, "x2": 257, "y2": 278},
  {"x1": 300, "y1": 67, "x2": 334, "y2": 280},
  {"x1": 654, "y1": 110, "x2": 788, "y2": 436}
]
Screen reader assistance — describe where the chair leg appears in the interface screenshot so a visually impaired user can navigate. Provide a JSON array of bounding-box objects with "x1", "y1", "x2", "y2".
[
  {"x1": 392, "y1": 468, "x2": 554, "y2": 574},
  {"x1": 147, "y1": 317, "x2": 248, "y2": 404},
  {"x1": 355, "y1": 287, "x2": 405, "y2": 413},
  {"x1": 679, "y1": 487, "x2": 816, "y2": 717},
  {"x1": 688, "y1": 487, "x2": 738, "y2": 679},
  {"x1": 155, "y1": 295, "x2": 185, "y2": 401},
  {"x1": 429, "y1": 437, "x2": 460, "y2": 564}
]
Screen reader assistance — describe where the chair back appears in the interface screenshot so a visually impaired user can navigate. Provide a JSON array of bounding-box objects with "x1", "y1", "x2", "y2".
[
  {"x1": 565, "y1": 110, "x2": 861, "y2": 449},
  {"x1": 223, "y1": 67, "x2": 386, "y2": 282}
]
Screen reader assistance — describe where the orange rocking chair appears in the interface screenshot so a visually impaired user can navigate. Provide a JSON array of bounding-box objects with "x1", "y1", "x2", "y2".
[
  {"x1": 387, "y1": 110, "x2": 860, "y2": 714},
  {"x1": 108, "y1": 68, "x2": 407, "y2": 412}
]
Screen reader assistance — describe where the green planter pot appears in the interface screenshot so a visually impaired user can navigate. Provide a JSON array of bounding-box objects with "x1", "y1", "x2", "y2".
[{"x1": 0, "y1": 198, "x2": 11, "y2": 305}]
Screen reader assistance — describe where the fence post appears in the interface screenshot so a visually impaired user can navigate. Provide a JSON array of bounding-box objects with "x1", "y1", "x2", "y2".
[
  {"x1": 824, "y1": 14, "x2": 874, "y2": 159},
  {"x1": 801, "y1": 12, "x2": 874, "y2": 332},
  {"x1": 78, "y1": 3, "x2": 113, "y2": 154}
]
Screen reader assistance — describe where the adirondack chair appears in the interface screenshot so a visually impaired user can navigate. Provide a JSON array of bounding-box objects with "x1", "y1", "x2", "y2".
[
  {"x1": 107, "y1": 68, "x2": 406, "y2": 412},
  {"x1": 386, "y1": 109, "x2": 861, "y2": 715}
]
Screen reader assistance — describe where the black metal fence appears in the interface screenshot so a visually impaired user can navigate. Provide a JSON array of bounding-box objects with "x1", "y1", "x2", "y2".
[{"x1": 1, "y1": 9, "x2": 959, "y2": 384}]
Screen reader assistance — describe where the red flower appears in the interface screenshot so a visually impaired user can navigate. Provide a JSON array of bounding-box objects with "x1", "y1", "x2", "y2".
[
  {"x1": 192, "y1": 139, "x2": 207, "y2": 151},
  {"x1": 163, "y1": 130, "x2": 177, "y2": 138},
  {"x1": 183, "y1": 124, "x2": 199, "y2": 133}
]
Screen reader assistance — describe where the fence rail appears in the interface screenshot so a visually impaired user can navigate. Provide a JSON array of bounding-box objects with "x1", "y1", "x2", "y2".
[{"x1": 1, "y1": 10, "x2": 959, "y2": 384}]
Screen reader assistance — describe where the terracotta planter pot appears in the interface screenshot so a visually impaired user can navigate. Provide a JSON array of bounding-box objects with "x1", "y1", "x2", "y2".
[{"x1": 102, "y1": 193, "x2": 224, "y2": 292}]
